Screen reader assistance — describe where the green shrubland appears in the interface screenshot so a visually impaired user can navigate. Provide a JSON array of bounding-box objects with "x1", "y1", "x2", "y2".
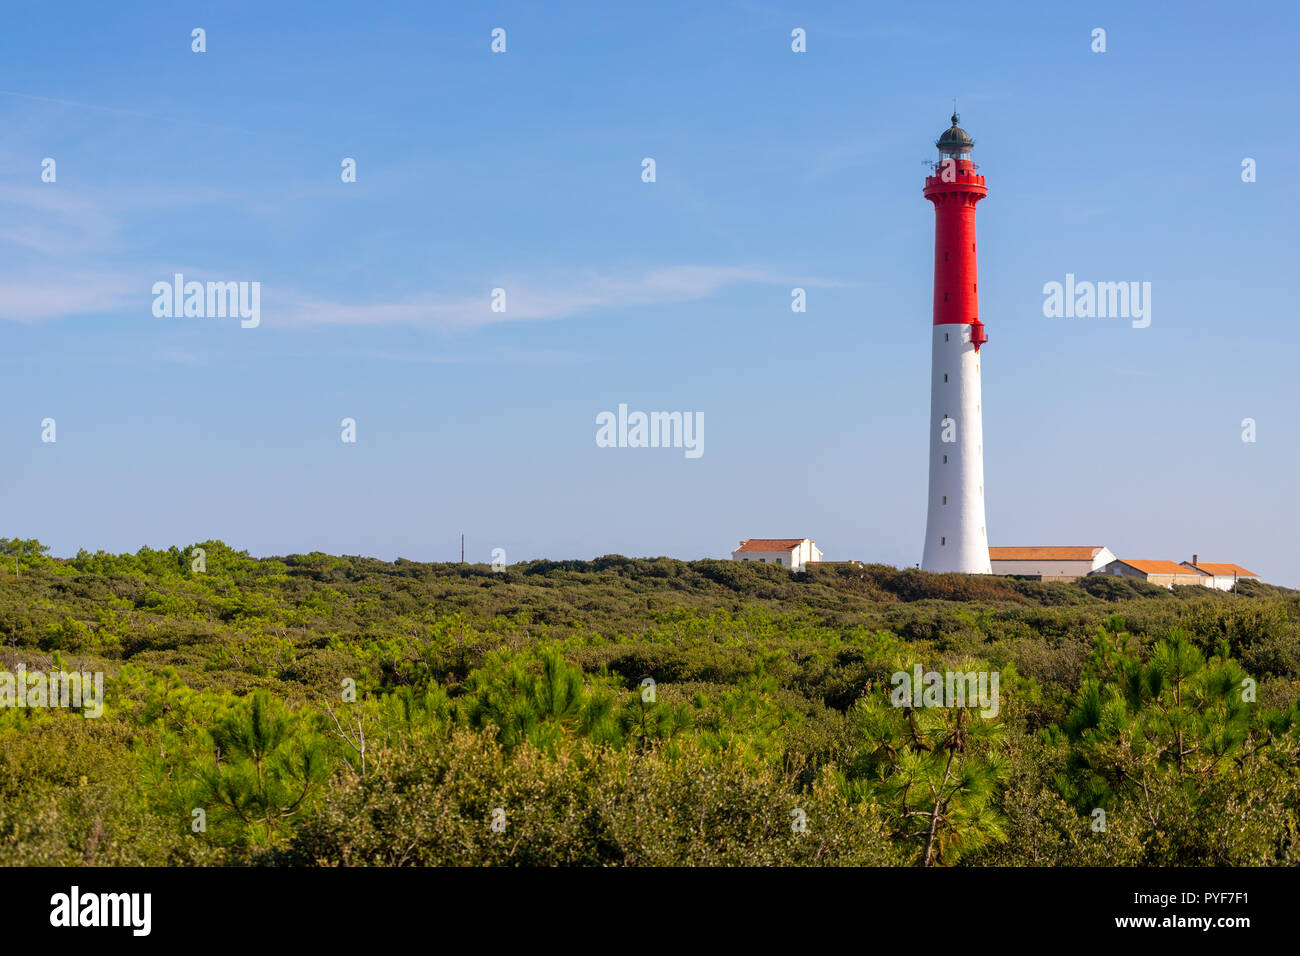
[{"x1": 0, "y1": 539, "x2": 1296, "y2": 866}]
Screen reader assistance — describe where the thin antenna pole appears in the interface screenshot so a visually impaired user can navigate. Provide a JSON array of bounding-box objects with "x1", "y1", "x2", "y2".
[{"x1": 461, "y1": 534, "x2": 465, "y2": 563}]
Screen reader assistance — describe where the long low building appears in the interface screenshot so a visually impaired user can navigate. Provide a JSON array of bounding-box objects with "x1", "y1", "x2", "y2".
[
  {"x1": 1097, "y1": 559, "x2": 1209, "y2": 588},
  {"x1": 989, "y1": 546, "x2": 1116, "y2": 581}
]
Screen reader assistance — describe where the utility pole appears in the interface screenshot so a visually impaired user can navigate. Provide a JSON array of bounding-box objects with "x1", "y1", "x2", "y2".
[{"x1": 461, "y1": 534, "x2": 465, "y2": 563}]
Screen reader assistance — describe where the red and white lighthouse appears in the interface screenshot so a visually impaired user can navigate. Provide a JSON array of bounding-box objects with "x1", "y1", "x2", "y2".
[{"x1": 921, "y1": 113, "x2": 991, "y2": 573}]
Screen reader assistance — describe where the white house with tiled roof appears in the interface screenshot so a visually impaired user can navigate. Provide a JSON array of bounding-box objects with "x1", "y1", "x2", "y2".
[
  {"x1": 732, "y1": 538, "x2": 822, "y2": 571},
  {"x1": 989, "y1": 546, "x2": 1115, "y2": 582},
  {"x1": 1179, "y1": 557, "x2": 1259, "y2": 591}
]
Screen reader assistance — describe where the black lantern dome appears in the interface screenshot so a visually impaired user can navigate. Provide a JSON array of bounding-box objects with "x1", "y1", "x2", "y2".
[{"x1": 936, "y1": 112, "x2": 974, "y2": 153}]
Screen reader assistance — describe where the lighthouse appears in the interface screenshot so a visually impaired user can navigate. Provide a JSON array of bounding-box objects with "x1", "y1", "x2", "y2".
[{"x1": 921, "y1": 113, "x2": 991, "y2": 574}]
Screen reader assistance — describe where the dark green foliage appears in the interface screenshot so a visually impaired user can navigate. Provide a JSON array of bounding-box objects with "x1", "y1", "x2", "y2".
[
  {"x1": 0, "y1": 540, "x2": 1297, "y2": 865},
  {"x1": 1076, "y1": 574, "x2": 1172, "y2": 602}
]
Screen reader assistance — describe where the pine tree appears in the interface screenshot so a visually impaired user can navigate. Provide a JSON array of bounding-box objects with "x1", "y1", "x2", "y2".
[
  {"x1": 1063, "y1": 629, "x2": 1254, "y2": 809},
  {"x1": 197, "y1": 692, "x2": 330, "y2": 847},
  {"x1": 460, "y1": 647, "x2": 624, "y2": 751},
  {"x1": 850, "y1": 670, "x2": 1008, "y2": 866}
]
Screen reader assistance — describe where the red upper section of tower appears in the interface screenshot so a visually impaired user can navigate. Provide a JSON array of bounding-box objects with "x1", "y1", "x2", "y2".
[{"x1": 924, "y1": 114, "x2": 987, "y2": 339}]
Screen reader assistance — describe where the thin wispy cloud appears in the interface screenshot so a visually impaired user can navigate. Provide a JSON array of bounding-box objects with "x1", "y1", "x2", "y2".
[
  {"x1": 350, "y1": 347, "x2": 591, "y2": 365},
  {"x1": 0, "y1": 90, "x2": 258, "y2": 135},
  {"x1": 0, "y1": 183, "x2": 120, "y2": 255},
  {"x1": 0, "y1": 262, "x2": 853, "y2": 327},
  {"x1": 0, "y1": 271, "x2": 137, "y2": 322},
  {"x1": 274, "y1": 265, "x2": 855, "y2": 329}
]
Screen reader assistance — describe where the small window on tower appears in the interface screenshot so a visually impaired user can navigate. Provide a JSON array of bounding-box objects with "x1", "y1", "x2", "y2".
[
  {"x1": 945, "y1": 252, "x2": 949, "y2": 261},
  {"x1": 945, "y1": 333, "x2": 949, "y2": 342},
  {"x1": 943, "y1": 455, "x2": 948, "y2": 463},
  {"x1": 941, "y1": 537, "x2": 946, "y2": 546},
  {"x1": 944, "y1": 293, "x2": 949, "y2": 301},
  {"x1": 942, "y1": 496, "x2": 947, "y2": 505},
  {"x1": 944, "y1": 373, "x2": 948, "y2": 382}
]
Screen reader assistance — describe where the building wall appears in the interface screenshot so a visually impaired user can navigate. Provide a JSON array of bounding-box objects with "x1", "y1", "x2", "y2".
[
  {"x1": 734, "y1": 549, "x2": 797, "y2": 569},
  {"x1": 990, "y1": 559, "x2": 1092, "y2": 580},
  {"x1": 922, "y1": 323, "x2": 991, "y2": 574},
  {"x1": 1149, "y1": 573, "x2": 1208, "y2": 588},
  {"x1": 796, "y1": 541, "x2": 823, "y2": 569},
  {"x1": 1205, "y1": 574, "x2": 1254, "y2": 591},
  {"x1": 1102, "y1": 561, "x2": 1143, "y2": 580}
]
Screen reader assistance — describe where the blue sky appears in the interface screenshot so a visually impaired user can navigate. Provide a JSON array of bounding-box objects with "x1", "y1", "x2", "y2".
[{"x1": 3, "y1": 0, "x2": 1298, "y2": 584}]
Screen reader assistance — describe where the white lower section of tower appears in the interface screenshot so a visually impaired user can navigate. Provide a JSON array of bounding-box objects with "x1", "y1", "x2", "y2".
[{"x1": 921, "y1": 323, "x2": 991, "y2": 573}]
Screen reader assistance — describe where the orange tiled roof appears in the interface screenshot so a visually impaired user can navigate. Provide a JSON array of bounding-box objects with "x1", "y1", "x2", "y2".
[
  {"x1": 989, "y1": 546, "x2": 1104, "y2": 561},
  {"x1": 734, "y1": 538, "x2": 807, "y2": 553},
  {"x1": 1122, "y1": 560, "x2": 1204, "y2": 576},
  {"x1": 1183, "y1": 561, "x2": 1258, "y2": 577}
]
